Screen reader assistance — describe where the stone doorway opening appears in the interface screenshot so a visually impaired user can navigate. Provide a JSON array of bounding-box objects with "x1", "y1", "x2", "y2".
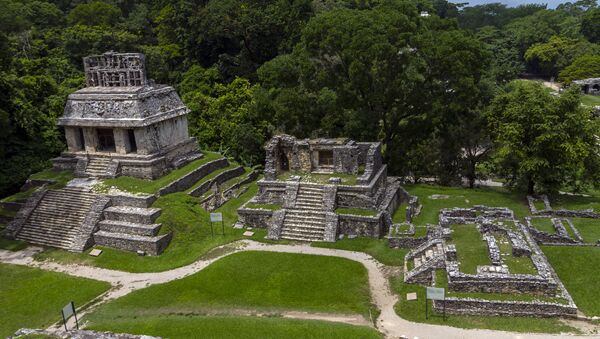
[
  {"x1": 279, "y1": 151, "x2": 289, "y2": 171},
  {"x1": 318, "y1": 150, "x2": 334, "y2": 167},
  {"x1": 97, "y1": 128, "x2": 116, "y2": 152},
  {"x1": 127, "y1": 129, "x2": 137, "y2": 153}
]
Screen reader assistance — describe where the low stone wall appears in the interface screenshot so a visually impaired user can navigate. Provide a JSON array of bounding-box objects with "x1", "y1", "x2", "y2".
[
  {"x1": 432, "y1": 298, "x2": 577, "y2": 317},
  {"x1": 267, "y1": 209, "x2": 286, "y2": 239},
  {"x1": 189, "y1": 166, "x2": 245, "y2": 197},
  {"x1": 337, "y1": 213, "x2": 384, "y2": 238},
  {"x1": 0, "y1": 201, "x2": 23, "y2": 211},
  {"x1": 4, "y1": 189, "x2": 47, "y2": 238},
  {"x1": 93, "y1": 232, "x2": 172, "y2": 256},
  {"x1": 388, "y1": 236, "x2": 428, "y2": 248},
  {"x1": 255, "y1": 180, "x2": 287, "y2": 204},
  {"x1": 51, "y1": 155, "x2": 78, "y2": 171},
  {"x1": 20, "y1": 179, "x2": 55, "y2": 192},
  {"x1": 158, "y1": 158, "x2": 228, "y2": 195},
  {"x1": 11, "y1": 328, "x2": 162, "y2": 339},
  {"x1": 237, "y1": 208, "x2": 273, "y2": 228}
]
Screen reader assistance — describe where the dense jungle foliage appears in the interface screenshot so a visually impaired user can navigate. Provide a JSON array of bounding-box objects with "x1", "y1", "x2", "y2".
[{"x1": 1, "y1": 0, "x2": 600, "y2": 197}]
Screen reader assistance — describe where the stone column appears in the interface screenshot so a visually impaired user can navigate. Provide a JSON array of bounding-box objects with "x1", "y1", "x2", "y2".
[
  {"x1": 64, "y1": 127, "x2": 79, "y2": 152},
  {"x1": 114, "y1": 129, "x2": 129, "y2": 154},
  {"x1": 83, "y1": 128, "x2": 97, "y2": 153},
  {"x1": 134, "y1": 128, "x2": 149, "y2": 155}
]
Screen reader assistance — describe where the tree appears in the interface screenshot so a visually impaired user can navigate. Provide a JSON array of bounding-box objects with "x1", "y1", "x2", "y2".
[
  {"x1": 559, "y1": 55, "x2": 600, "y2": 82},
  {"x1": 524, "y1": 35, "x2": 600, "y2": 76},
  {"x1": 486, "y1": 80, "x2": 599, "y2": 194},
  {"x1": 581, "y1": 7, "x2": 600, "y2": 42},
  {"x1": 67, "y1": 1, "x2": 122, "y2": 27}
]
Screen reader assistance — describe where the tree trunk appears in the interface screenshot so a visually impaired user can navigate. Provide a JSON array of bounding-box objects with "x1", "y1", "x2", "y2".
[
  {"x1": 469, "y1": 176, "x2": 475, "y2": 189},
  {"x1": 527, "y1": 178, "x2": 535, "y2": 195}
]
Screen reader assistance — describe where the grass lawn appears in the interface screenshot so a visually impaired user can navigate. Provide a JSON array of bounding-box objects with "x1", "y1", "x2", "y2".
[
  {"x1": 335, "y1": 207, "x2": 378, "y2": 217},
  {"x1": 496, "y1": 234, "x2": 537, "y2": 274},
  {"x1": 312, "y1": 237, "x2": 408, "y2": 266},
  {"x1": 530, "y1": 218, "x2": 556, "y2": 234},
  {"x1": 447, "y1": 224, "x2": 490, "y2": 274},
  {"x1": 34, "y1": 181, "x2": 265, "y2": 273},
  {"x1": 392, "y1": 203, "x2": 406, "y2": 223},
  {"x1": 551, "y1": 191, "x2": 600, "y2": 211},
  {"x1": 85, "y1": 251, "x2": 373, "y2": 322},
  {"x1": 277, "y1": 171, "x2": 358, "y2": 185},
  {"x1": 0, "y1": 263, "x2": 110, "y2": 338},
  {"x1": 391, "y1": 275, "x2": 577, "y2": 333},
  {"x1": 88, "y1": 315, "x2": 381, "y2": 339},
  {"x1": 99, "y1": 152, "x2": 222, "y2": 194},
  {"x1": 404, "y1": 184, "x2": 529, "y2": 225},
  {"x1": 581, "y1": 94, "x2": 600, "y2": 107},
  {"x1": 1, "y1": 170, "x2": 74, "y2": 202},
  {"x1": 542, "y1": 246, "x2": 600, "y2": 316},
  {"x1": 569, "y1": 218, "x2": 600, "y2": 243}
]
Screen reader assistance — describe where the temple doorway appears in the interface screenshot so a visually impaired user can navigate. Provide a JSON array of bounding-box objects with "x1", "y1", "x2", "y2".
[{"x1": 97, "y1": 128, "x2": 116, "y2": 152}]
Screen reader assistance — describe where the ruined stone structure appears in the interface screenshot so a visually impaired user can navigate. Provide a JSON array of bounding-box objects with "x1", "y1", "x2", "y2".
[
  {"x1": 53, "y1": 52, "x2": 201, "y2": 179},
  {"x1": 402, "y1": 206, "x2": 578, "y2": 317},
  {"x1": 238, "y1": 134, "x2": 401, "y2": 242},
  {"x1": 574, "y1": 77, "x2": 600, "y2": 96}
]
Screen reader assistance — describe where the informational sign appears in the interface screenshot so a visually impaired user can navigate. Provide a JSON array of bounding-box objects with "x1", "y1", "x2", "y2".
[
  {"x1": 210, "y1": 213, "x2": 223, "y2": 222},
  {"x1": 61, "y1": 301, "x2": 79, "y2": 331},
  {"x1": 426, "y1": 287, "x2": 445, "y2": 300}
]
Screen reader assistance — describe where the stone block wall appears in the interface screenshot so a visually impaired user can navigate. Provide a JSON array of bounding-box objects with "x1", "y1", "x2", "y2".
[
  {"x1": 388, "y1": 236, "x2": 428, "y2": 248},
  {"x1": 237, "y1": 208, "x2": 273, "y2": 228},
  {"x1": 109, "y1": 194, "x2": 156, "y2": 208},
  {"x1": 158, "y1": 158, "x2": 228, "y2": 195},
  {"x1": 4, "y1": 189, "x2": 47, "y2": 238},
  {"x1": 432, "y1": 298, "x2": 577, "y2": 317},
  {"x1": 266, "y1": 209, "x2": 286, "y2": 240},
  {"x1": 93, "y1": 232, "x2": 172, "y2": 256},
  {"x1": 337, "y1": 213, "x2": 384, "y2": 238},
  {"x1": 71, "y1": 196, "x2": 111, "y2": 252},
  {"x1": 189, "y1": 166, "x2": 245, "y2": 197}
]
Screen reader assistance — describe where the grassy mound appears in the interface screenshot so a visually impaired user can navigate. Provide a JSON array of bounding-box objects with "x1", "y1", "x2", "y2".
[
  {"x1": 0, "y1": 263, "x2": 110, "y2": 338},
  {"x1": 88, "y1": 315, "x2": 381, "y2": 339},
  {"x1": 85, "y1": 251, "x2": 373, "y2": 322}
]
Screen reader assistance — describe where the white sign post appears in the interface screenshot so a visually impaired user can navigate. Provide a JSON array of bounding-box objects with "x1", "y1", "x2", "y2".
[
  {"x1": 61, "y1": 301, "x2": 78, "y2": 331},
  {"x1": 210, "y1": 213, "x2": 224, "y2": 236},
  {"x1": 425, "y1": 287, "x2": 446, "y2": 320}
]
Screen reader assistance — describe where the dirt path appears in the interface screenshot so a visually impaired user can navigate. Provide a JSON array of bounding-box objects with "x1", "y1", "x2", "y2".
[{"x1": 1, "y1": 241, "x2": 598, "y2": 339}]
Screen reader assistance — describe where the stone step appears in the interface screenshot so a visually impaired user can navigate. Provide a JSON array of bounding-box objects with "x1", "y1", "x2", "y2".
[
  {"x1": 281, "y1": 227, "x2": 325, "y2": 237},
  {"x1": 296, "y1": 196, "x2": 323, "y2": 203},
  {"x1": 286, "y1": 209, "x2": 326, "y2": 216},
  {"x1": 18, "y1": 229, "x2": 78, "y2": 242},
  {"x1": 282, "y1": 222, "x2": 325, "y2": 230},
  {"x1": 284, "y1": 215, "x2": 326, "y2": 223},
  {"x1": 294, "y1": 203, "x2": 323, "y2": 210},
  {"x1": 98, "y1": 220, "x2": 161, "y2": 236},
  {"x1": 281, "y1": 232, "x2": 323, "y2": 242},
  {"x1": 15, "y1": 234, "x2": 72, "y2": 249},
  {"x1": 93, "y1": 231, "x2": 171, "y2": 255},
  {"x1": 103, "y1": 206, "x2": 162, "y2": 224}
]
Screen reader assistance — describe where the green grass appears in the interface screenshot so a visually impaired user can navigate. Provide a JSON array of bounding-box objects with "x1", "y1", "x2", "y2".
[
  {"x1": 186, "y1": 164, "x2": 239, "y2": 193},
  {"x1": 581, "y1": 94, "x2": 600, "y2": 107},
  {"x1": 496, "y1": 234, "x2": 537, "y2": 275},
  {"x1": 435, "y1": 270, "x2": 563, "y2": 303},
  {"x1": 530, "y1": 218, "x2": 556, "y2": 234},
  {"x1": 312, "y1": 237, "x2": 408, "y2": 266},
  {"x1": 533, "y1": 200, "x2": 546, "y2": 212},
  {"x1": 569, "y1": 218, "x2": 600, "y2": 243},
  {"x1": 392, "y1": 203, "x2": 406, "y2": 223},
  {"x1": 551, "y1": 191, "x2": 600, "y2": 211},
  {"x1": 404, "y1": 184, "x2": 530, "y2": 225},
  {"x1": 277, "y1": 171, "x2": 358, "y2": 185},
  {"x1": 391, "y1": 274, "x2": 577, "y2": 333},
  {"x1": 543, "y1": 246, "x2": 600, "y2": 316},
  {"x1": 0, "y1": 219, "x2": 27, "y2": 251},
  {"x1": 244, "y1": 202, "x2": 281, "y2": 211},
  {"x1": 0, "y1": 263, "x2": 110, "y2": 338},
  {"x1": 448, "y1": 224, "x2": 490, "y2": 274},
  {"x1": 335, "y1": 207, "x2": 378, "y2": 217},
  {"x1": 100, "y1": 152, "x2": 222, "y2": 194},
  {"x1": 34, "y1": 181, "x2": 263, "y2": 273},
  {"x1": 88, "y1": 315, "x2": 381, "y2": 339},
  {"x1": 85, "y1": 251, "x2": 373, "y2": 321},
  {"x1": 1, "y1": 170, "x2": 74, "y2": 202}
]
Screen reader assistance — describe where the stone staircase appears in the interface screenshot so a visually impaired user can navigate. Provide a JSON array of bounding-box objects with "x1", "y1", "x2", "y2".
[
  {"x1": 85, "y1": 157, "x2": 111, "y2": 177},
  {"x1": 280, "y1": 184, "x2": 327, "y2": 241},
  {"x1": 404, "y1": 239, "x2": 446, "y2": 284},
  {"x1": 94, "y1": 196, "x2": 172, "y2": 255},
  {"x1": 15, "y1": 187, "x2": 97, "y2": 249}
]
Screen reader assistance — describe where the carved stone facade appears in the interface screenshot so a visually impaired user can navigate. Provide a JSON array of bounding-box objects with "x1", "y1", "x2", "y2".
[{"x1": 53, "y1": 52, "x2": 201, "y2": 179}]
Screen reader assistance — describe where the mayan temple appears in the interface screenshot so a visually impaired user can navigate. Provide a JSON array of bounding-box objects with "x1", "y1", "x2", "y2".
[{"x1": 53, "y1": 52, "x2": 201, "y2": 179}]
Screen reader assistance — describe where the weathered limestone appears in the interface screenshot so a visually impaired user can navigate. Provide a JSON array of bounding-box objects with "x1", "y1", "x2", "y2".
[{"x1": 53, "y1": 52, "x2": 201, "y2": 179}]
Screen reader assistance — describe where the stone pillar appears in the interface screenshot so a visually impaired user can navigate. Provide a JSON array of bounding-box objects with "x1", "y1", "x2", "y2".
[
  {"x1": 64, "y1": 127, "x2": 79, "y2": 152},
  {"x1": 114, "y1": 129, "x2": 129, "y2": 154},
  {"x1": 83, "y1": 128, "x2": 97, "y2": 153},
  {"x1": 134, "y1": 128, "x2": 149, "y2": 155}
]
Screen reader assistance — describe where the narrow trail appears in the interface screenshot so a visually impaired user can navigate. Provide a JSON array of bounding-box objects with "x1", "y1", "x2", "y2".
[{"x1": 1, "y1": 241, "x2": 598, "y2": 339}]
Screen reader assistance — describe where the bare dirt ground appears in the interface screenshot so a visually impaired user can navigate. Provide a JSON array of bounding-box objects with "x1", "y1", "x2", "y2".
[{"x1": 1, "y1": 241, "x2": 599, "y2": 339}]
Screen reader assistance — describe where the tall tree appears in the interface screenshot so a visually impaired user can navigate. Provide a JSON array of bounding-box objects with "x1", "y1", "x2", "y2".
[{"x1": 486, "y1": 80, "x2": 599, "y2": 194}]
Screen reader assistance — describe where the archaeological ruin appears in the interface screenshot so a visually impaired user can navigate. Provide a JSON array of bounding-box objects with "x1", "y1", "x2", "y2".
[
  {"x1": 53, "y1": 52, "x2": 201, "y2": 179},
  {"x1": 573, "y1": 77, "x2": 600, "y2": 96},
  {"x1": 5, "y1": 52, "x2": 204, "y2": 255},
  {"x1": 238, "y1": 134, "x2": 403, "y2": 242}
]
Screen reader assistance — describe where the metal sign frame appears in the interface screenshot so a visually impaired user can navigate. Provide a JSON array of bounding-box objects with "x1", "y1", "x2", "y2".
[
  {"x1": 209, "y1": 212, "x2": 224, "y2": 236},
  {"x1": 425, "y1": 287, "x2": 446, "y2": 320},
  {"x1": 61, "y1": 301, "x2": 79, "y2": 331}
]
